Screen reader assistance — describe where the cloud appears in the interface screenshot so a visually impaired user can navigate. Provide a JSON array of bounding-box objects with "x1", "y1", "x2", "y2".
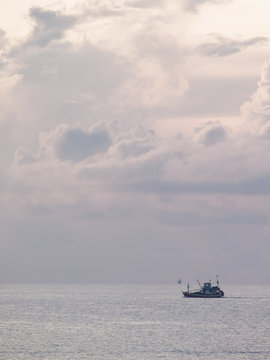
[
  {"x1": 54, "y1": 124, "x2": 112, "y2": 161},
  {"x1": 241, "y1": 59, "x2": 270, "y2": 135},
  {"x1": 12, "y1": 114, "x2": 270, "y2": 208},
  {"x1": 5, "y1": 2, "x2": 188, "y2": 135},
  {"x1": 129, "y1": 0, "x2": 164, "y2": 9},
  {"x1": 4, "y1": 4, "x2": 270, "y2": 206},
  {"x1": 176, "y1": 76, "x2": 257, "y2": 117},
  {"x1": 119, "y1": 58, "x2": 188, "y2": 107},
  {"x1": 9, "y1": 121, "x2": 173, "y2": 207},
  {"x1": 7, "y1": 2, "x2": 190, "y2": 135},
  {"x1": 183, "y1": 0, "x2": 231, "y2": 12},
  {"x1": 3, "y1": 0, "x2": 270, "y2": 284},
  {"x1": 122, "y1": 175, "x2": 270, "y2": 196},
  {"x1": 135, "y1": 30, "x2": 185, "y2": 68},
  {"x1": 194, "y1": 121, "x2": 227, "y2": 146},
  {"x1": 9, "y1": 39, "x2": 130, "y2": 135},
  {"x1": 110, "y1": 131, "x2": 158, "y2": 159},
  {"x1": 198, "y1": 35, "x2": 268, "y2": 57},
  {"x1": 81, "y1": 2, "x2": 126, "y2": 18},
  {"x1": 27, "y1": 7, "x2": 77, "y2": 47},
  {"x1": 0, "y1": 29, "x2": 6, "y2": 47},
  {"x1": 16, "y1": 123, "x2": 113, "y2": 163},
  {"x1": 15, "y1": 147, "x2": 37, "y2": 165},
  {"x1": 154, "y1": 207, "x2": 268, "y2": 227},
  {"x1": 121, "y1": 24, "x2": 188, "y2": 108}
]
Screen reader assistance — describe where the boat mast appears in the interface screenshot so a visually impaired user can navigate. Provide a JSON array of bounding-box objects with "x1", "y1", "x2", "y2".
[{"x1": 216, "y1": 274, "x2": 219, "y2": 287}]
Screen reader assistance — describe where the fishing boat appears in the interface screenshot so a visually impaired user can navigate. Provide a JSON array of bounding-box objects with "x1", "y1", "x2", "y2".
[{"x1": 182, "y1": 276, "x2": 224, "y2": 298}]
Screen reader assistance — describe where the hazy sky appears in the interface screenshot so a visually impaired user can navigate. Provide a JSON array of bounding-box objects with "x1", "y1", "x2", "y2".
[{"x1": 1, "y1": 0, "x2": 270, "y2": 284}]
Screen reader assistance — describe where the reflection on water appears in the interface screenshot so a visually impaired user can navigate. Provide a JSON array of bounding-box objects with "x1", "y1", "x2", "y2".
[{"x1": 1, "y1": 284, "x2": 270, "y2": 360}]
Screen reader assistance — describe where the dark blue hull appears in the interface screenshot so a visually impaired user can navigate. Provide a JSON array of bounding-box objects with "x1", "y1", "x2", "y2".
[{"x1": 183, "y1": 291, "x2": 224, "y2": 298}]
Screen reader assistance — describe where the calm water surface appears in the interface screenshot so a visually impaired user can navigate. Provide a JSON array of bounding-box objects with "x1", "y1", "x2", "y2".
[{"x1": 1, "y1": 284, "x2": 270, "y2": 359}]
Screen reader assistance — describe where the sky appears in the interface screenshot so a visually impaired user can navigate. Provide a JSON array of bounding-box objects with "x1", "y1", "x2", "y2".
[{"x1": 1, "y1": 0, "x2": 270, "y2": 284}]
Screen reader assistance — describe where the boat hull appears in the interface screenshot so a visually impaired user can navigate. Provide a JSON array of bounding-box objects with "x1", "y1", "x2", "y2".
[{"x1": 182, "y1": 291, "x2": 224, "y2": 298}]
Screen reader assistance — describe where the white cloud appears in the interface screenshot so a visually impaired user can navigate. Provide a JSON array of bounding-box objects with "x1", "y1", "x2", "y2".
[
  {"x1": 118, "y1": 58, "x2": 188, "y2": 108},
  {"x1": 241, "y1": 59, "x2": 270, "y2": 135},
  {"x1": 14, "y1": 147, "x2": 37, "y2": 165},
  {"x1": 109, "y1": 131, "x2": 158, "y2": 159}
]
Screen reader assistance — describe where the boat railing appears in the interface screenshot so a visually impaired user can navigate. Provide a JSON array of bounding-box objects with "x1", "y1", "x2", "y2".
[{"x1": 187, "y1": 287, "x2": 202, "y2": 293}]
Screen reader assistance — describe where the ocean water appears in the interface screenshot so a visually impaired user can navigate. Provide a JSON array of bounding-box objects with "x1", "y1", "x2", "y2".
[{"x1": 1, "y1": 284, "x2": 270, "y2": 360}]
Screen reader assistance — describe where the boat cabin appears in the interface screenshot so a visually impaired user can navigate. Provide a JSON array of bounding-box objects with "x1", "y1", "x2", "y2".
[{"x1": 203, "y1": 282, "x2": 211, "y2": 289}]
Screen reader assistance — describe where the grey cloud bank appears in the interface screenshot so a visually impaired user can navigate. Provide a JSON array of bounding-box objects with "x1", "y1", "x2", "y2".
[
  {"x1": 197, "y1": 35, "x2": 268, "y2": 57},
  {"x1": 183, "y1": 0, "x2": 231, "y2": 11},
  {"x1": 54, "y1": 124, "x2": 112, "y2": 161},
  {"x1": 28, "y1": 7, "x2": 77, "y2": 47},
  {"x1": 1, "y1": 0, "x2": 270, "y2": 284}
]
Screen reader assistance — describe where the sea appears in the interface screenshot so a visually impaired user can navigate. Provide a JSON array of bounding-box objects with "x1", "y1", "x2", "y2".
[{"x1": 1, "y1": 284, "x2": 270, "y2": 360}]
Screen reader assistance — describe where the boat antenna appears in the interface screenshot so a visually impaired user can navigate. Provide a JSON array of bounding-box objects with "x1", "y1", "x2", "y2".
[
  {"x1": 187, "y1": 283, "x2": 189, "y2": 293},
  {"x1": 197, "y1": 279, "x2": 201, "y2": 288},
  {"x1": 216, "y1": 274, "x2": 219, "y2": 287}
]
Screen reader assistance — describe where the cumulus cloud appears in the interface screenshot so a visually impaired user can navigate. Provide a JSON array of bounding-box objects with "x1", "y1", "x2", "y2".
[
  {"x1": 10, "y1": 119, "x2": 175, "y2": 202},
  {"x1": 198, "y1": 35, "x2": 268, "y2": 57},
  {"x1": 119, "y1": 58, "x2": 188, "y2": 107},
  {"x1": 54, "y1": 124, "x2": 112, "y2": 161},
  {"x1": 194, "y1": 121, "x2": 227, "y2": 146},
  {"x1": 7, "y1": 3, "x2": 190, "y2": 137},
  {"x1": 135, "y1": 30, "x2": 184, "y2": 68},
  {"x1": 10, "y1": 40, "x2": 130, "y2": 136},
  {"x1": 241, "y1": 59, "x2": 270, "y2": 135},
  {"x1": 15, "y1": 147, "x2": 37, "y2": 165},
  {"x1": 121, "y1": 24, "x2": 188, "y2": 108},
  {"x1": 4, "y1": 2, "x2": 269, "y2": 198},
  {"x1": 16, "y1": 123, "x2": 113, "y2": 163},
  {"x1": 27, "y1": 7, "x2": 76, "y2": 47},
  {"x1": 12, "y1": 114, "x2": 266, "y2": 204},
  {"x1": 110, "y1": 131, "x2": 158, "y2": 159}
]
